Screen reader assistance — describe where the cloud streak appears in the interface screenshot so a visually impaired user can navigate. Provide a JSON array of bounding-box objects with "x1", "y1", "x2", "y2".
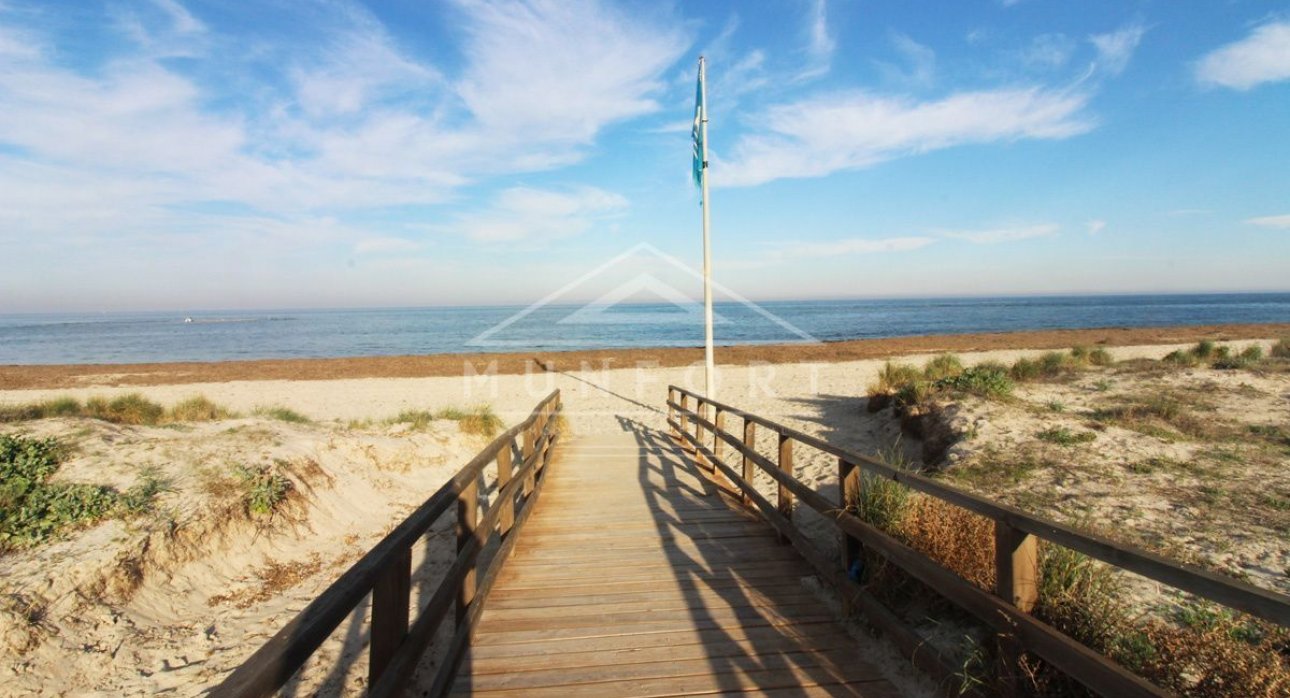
[
  {"x1": 943, "y1": 223, "x2": 1059, "y2": 244},
  {"x1": 720, "y1": 87, "x2": 1094, "y2": 186},
  {"x1": 1196, "y1": 20, "x2": 1290, "y2": 90},
  {"x1": 1246, "y1": 214, "x2": 1290, "y2": 229}
]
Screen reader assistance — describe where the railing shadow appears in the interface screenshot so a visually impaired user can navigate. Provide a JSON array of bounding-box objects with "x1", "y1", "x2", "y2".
[{"x1": 614, "y1": 414, "x2": 869, "y2": 695}]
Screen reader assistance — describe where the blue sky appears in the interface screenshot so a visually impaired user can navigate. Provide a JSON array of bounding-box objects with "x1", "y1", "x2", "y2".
[{"x1": 1, "y1": 0, "x2": 1287, "y2": 312}]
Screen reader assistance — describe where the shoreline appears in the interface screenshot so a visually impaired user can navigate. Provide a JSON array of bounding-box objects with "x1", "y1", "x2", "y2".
[{"x1": 2, "y1": 321, "x2": 1288, "y2": 390}]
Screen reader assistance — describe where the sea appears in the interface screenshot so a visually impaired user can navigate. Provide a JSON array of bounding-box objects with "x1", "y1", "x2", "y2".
[{"x1": 1, "y1": 293, "x2": 1288, "y2": 365}]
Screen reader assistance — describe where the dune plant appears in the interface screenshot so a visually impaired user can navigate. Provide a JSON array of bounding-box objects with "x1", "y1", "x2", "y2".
[
  {"x1": 253, "y1": 406, "x2": 311, "y2": 424},
  {"x1": 0, "y1": 435, "x2": 118, "y2": 551},
  {"x1": 168, "y1": 396, "x2": 234, "y2": 421},
  {"x1": 233, "y1": 463, "x2": 293, "y2": 516},
  {"x1": 923, "y1": 354, "x2": 965, "y2": 382},
  {"x1": 85, "y1": 394, "x2": 165, "y2": 425}
]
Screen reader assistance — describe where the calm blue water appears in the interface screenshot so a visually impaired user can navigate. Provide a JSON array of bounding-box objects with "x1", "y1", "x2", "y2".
[{"x1": 1, "y1": 294, "x2": 1287, "y2": 365}]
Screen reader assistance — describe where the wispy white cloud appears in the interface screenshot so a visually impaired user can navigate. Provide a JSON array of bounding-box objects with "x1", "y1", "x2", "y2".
[
  {"x1": 798, "y1": 0, "x2": 835, "y2": 79},
  {"x1": 1090, "y1": 22, "x2": 1147, "y2": 76},
  {"x1": 445, "y1": 186, "x2": 629, "y2": 242},
  {"x1": 878, "y1": 33, "x2": 936, "y2": 86},
  {"x1": 1196, "y1": 20, "x2": 1290, "y2": 90},
  {"x1": 0, "y1": 0, "x2": 688, "y2": 260},
  {"x1": 944, "y1": 223, "x2": 1059, "y2": 244},
  {"x1": 720, "y1": 87, "x2": 1094, "y2": 187},
  {"x1": 454, "y1": 0, "x2": 689, "y2": 144},
  {"x1": 1245, "y1": 214, "x2": 1290, "y2": 229},
  {"x1": 1086, "y1": 219, "x2": 1106, "y2": 235},
  {"x1": 1021, "y1": 33, "x2": 1076, "y2": 70}
]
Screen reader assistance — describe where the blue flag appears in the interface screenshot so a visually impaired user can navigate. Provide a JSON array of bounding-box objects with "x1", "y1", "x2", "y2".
[{"x1": 691, "y1": 62, "x2": 704, "y2": 188}]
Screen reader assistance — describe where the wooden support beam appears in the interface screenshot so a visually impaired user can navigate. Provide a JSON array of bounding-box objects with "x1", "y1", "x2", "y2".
[
  {"x1": 838, "y1": 457, "x2": 860, "y2": 614},
  {"x1": 741, "y1": 418, "x2": 756, "y2": 507},
  {"x1": 497, "y1": 443, "x2": 514, "y2": 537},
  {"x1": 368, "y1": 547, "x2": 411, "y2": 687},
  {"x1": 457, "y1": 477, "x2": 479, "y2": 626},
  {"x1": 776, "y1": 432, "x2": 793, "y2": 544}
]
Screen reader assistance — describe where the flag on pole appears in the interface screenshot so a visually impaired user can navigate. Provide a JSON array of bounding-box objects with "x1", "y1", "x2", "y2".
[{"x1": 691, "y1": 64, "x2": 704, "y2": 189}]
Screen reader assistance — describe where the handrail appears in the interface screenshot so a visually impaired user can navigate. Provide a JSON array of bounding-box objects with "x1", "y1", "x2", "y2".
[
  {"x1": 213, "y1": 389, "x2": 562, "y2": 698},
  {"x1": 666, "y1": 384, "x2": 1290, "y2": 697}
]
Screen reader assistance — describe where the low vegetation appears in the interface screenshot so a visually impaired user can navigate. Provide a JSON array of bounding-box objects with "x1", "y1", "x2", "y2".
[
  {"x1": 1, "y1": 394, "x2": 236, "y2": 425},
  {"x1": 233, "y1": 463, "x2": 293, "y2": 516},
  {"x1": 251, "y1": 405, "x2": 311, "y2": 424},
  {"x1": 855, "y1": 339, "x2": 1290, "y2": 694},
  {"x1": 0, "y1": 434, "x2": 164, "y2": 552},
  {"x1": 848, "y1": 446, "x2": 1290, "y2": 696},
  {"x1": 388, "y1": 405, "x2": 504, "y2": 437}
]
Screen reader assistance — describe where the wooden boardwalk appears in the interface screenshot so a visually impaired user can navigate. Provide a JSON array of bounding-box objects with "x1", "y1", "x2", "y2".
[{"x1": 449, "y1": 422, "x2": 899, "y2": 697}]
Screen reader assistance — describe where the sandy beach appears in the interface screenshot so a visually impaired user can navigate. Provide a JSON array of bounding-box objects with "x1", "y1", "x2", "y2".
[{"x1": 2, "y1": 325, "x2": 1287, "y2": 695}]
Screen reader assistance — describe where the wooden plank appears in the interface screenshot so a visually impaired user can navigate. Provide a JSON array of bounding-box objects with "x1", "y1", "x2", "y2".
[
  {"x1": 464, "y1": 621, "x2": 851, "y2": 660},
  {"x1": 457, "y1": 647, "x2": 884, "y2": 692},
  {"x1": 480, "y1": 589, "x2": 823, "y2": 622},
  {"x1": 472, "y1": 601, "x2": 832, "y2": 634},
  {"x1": 464, "y1": 627, "x2": 855, "y2": 674},
  {"x1": 452, "y1": 658, "x2": 888, "y2": 697},
  {"x1": 456, "y1": 475, "x2": 478, "y2": 626},
  {"x1": 470, "y1": 609, "x2": 840, "y2": 645},
  {"x1": 484, "y1": 581, "x2": 811, "y2": 609}
]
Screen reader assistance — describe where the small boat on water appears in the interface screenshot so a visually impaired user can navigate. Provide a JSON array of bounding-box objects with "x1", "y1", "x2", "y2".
[{"x1": 184, "y1": 317, "x2": 193, "y2": 324}]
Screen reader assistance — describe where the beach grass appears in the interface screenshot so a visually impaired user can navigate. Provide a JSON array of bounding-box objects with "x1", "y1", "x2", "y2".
[
  {"x1": 1, "y1": 393, "x2": 238, "y2": 426},
  {"x1": 388, "y1": 405, "x2": 504, "y2": 437},
  {"x1": 252, "y1": 405, "x2": 311, "y2": 424}
]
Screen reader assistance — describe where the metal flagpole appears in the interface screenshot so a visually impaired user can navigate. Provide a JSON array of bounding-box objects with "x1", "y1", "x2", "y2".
[{"x1": 698, "y1": 56, "x2": 715, "y2": 400}]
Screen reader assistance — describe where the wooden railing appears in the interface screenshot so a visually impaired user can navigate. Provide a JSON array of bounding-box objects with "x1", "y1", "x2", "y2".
[
  {"x1": 212, "y1": 389, "x2": 562, "y2": 698},
  {"x1": 666, "y1": 385, "x2": 1290, "y2": 698}
]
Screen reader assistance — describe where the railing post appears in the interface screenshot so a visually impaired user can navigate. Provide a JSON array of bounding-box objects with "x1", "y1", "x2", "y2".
[
  {"x1": 368, "y1": 547, "x2": 411, "y2": 687},
  {"x1": 838, "y1": 457, "x2": 861, "y2": 611},
  {"x1": 776, "y1": 432, "x2": 794, "y2": 544},
  {"x1": 496, "y1": 440, "x2": 514, "y2": 537},
  {"x1": 695, "y1": 400, "x2": 709, "y2": 468},
  {"x1": 741, "y1": 418, "x2": 756, "y2": 506},
  {"x1": 668, "y1": 387, "x2": 677, "y2": 438},
  {"x1": 456, "y1": 477, "x2": 479, "y2": 626},
  {"x1": 995, "y1": 519, "x2": 1039, "y2": 695},
  {"x1": 679, "y1": 393, "x2": 691, "y2": 450},
  {"x1": 521, "y1": 424, "x2": 536, "y2": 497},
  {"x1": 713, "y1": 407, "x2": 725, "y2": 464}
]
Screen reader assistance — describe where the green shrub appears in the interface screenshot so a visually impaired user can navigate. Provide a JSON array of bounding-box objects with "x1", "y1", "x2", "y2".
[
  {"x1": 390, "y1": 406, "x2": 504, "y2": 437},
  {"x1": 1192, "y1": 340, "x2": 1217, "y2": 359},
  {"x1": 894, "y1": 380, "x2": 934, "y2": 408},
  {"x1": 1010, "y1": 357, "x2": 1040, "y2": 382},
  {"x1": 1272, "y1": 338, "x2": 1290, "y2": 359},
  {"x1": 1038, "y1": 351, "x2": 1069, "y2": 376},
  {"x1": 939, "y1": 363, "x2": 1014, "y2": 399},
  {"x1": 1240, "y1": 345, "x2": 1264, "y2": 362},
  {"x1": 870, "y1": 362, "x2": 921, "y2": 396},
  {"x1": 922, "y1": 354, "x2": 964, "y2": 382},
  {"x1": 1088, "y1": 348, "x2": 1114, "y2": 366},
  {"x1": 1163, "y1": 349, "x2": 1199, "y2": 367},
  {"x1": 1070, "y1": 346, "x2": 1089, "y2": 362},
  {"x1": 233, "y1": 464, "x2": 293, "y2": 516}
]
